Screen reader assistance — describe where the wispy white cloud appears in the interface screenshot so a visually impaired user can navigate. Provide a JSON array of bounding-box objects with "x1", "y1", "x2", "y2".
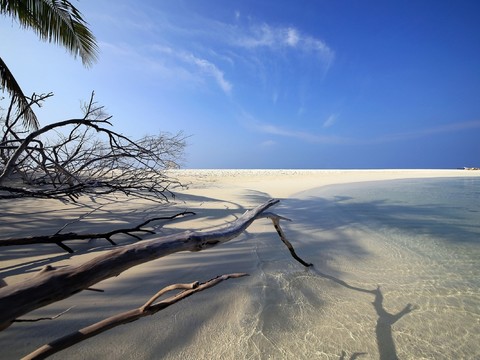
[
  {"x1": 286, "y1": 27, "x2": 300, "y2": 47},
  {"x1": 272, "y1": 90, "x2": 279, "y2": 104},
  {"x1": 244, "y1": 117, "x2": 348, "y2": 145},
  {"x1": 260, "y1": 139, "x2": 276, "y2": 147},
  {"x1": 100, "y1": 41, "x2": 233, "y2": 95},
  {"x1": 323, "y1": 114, "x2": 337, "y2": 128},
  {"x1": 97, "y1": 5, "x2": 339, "y2": 106},
  {"x1": 373, "y1": 120, "x2": 480, "y2": 143},
  {"x1": 297, "y1": 106, "x2": 306, "y2": 116},
  {"x1": 236, "y1": 23, "x2": 334, "y2": 66},
  {"x1": 182, "y1": 53, "x2": 233, "y2": 94},
  {"x1": 151, "y1": 45, "x2": 232, "y2": 94},
  {"x1": 99, "y1": 7, "x2": 334, "y2": 98},
  {"x1": 242, "y1": 108, "x2": 480, "y2": 146},
  {"x1": 238, "y1": 108, "x2": 346, "y2": 144}
]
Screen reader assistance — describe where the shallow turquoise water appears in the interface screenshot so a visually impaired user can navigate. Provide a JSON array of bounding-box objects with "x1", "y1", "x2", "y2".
[{"x1": 279, "y1": 177, "x2": 480, "y2": 359}]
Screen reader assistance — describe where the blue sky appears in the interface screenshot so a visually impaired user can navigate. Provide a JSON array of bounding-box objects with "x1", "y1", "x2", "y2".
[{"x1": 1, "y1": 0, "x2": 480, "y2": 168}]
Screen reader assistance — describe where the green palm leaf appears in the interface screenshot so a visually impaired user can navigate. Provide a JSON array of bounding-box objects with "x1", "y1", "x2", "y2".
[
  {"x1": 1, "y1": 0, "x2": 99, "y2": 130},
  {"x1": 0, "y1": 56, "x2": 39, "y2": 129},
  {"x1": 1, "y1": 0, "x2": 98, "y2": 66}
]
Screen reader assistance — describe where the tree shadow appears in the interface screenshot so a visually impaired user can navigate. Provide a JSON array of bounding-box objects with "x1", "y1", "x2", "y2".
[
  {"x1": 0, "y1": 252, "x2": 72, "y2": 280},
  {"x1": 275, "y1": 178, "x2": 479, "y2": 358},
  {"x1": 2, "y1": 179, "x2": 451, "y2": 358},
  {"x1": 0, "y1": 192, "x2": 237, "y2": 284},
  {"x1": 372, "y1": 286, "x2": 416, "y2": 360},
  {"x1": 312, "y1": 267, "x2": 416, "y2": 360},
  {"x1": 284, "y1": 178, "x2": 480, "y2": 246},
  {"x1": 339, "y1": 350, "x2": 368, "y2": 359}
]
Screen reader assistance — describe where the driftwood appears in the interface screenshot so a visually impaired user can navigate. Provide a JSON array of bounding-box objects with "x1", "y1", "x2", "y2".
[
  {"x1": 267, "y1": 213, "x2": 313, "y2": 267},
  {"x1": 0, "y1": 199, "x2": 310, "y2": 331},
  {"x1": 23, "y1": 273, "x2": 248, "y2": 360},
  {"x1": 0, "y1": 211, "x2": 196, "y2": 253}
]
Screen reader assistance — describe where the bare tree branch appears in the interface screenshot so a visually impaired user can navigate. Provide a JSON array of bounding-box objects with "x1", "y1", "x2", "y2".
[
  {"x1": 263, "y1": 212, "x2": 313, "y2": 267},
  {"x1": 14, "y1": 306, "x2": 75, "y2": 323},
  {"x1": 1, "y1": 92, "x2": 186, "y2": 203},
  {"x1": 0, "y1": 211, "x2": 196, "y2": 253},
  {"x1": 23, "y1": 274, "x2": 248, "y2": 360}
]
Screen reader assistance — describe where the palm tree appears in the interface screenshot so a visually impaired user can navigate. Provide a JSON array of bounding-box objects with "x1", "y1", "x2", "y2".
[{"x1": 0, "y1": 0, "x2": 99, "y2": 130}]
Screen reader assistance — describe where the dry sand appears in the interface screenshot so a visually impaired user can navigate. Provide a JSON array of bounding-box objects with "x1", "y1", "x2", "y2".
[{"x1": 0, "y1": 169, "x2": 478, "y2": 359}]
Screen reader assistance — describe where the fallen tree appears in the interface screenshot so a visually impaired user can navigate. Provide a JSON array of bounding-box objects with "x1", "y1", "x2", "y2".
[{"x1": 0, "y1": 199, "x2": 312, "y2": 332}]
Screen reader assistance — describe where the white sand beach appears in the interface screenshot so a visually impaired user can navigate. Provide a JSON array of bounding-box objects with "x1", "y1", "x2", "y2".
[{"x1": 1, "y1": 169, "x2": 479, "y2": 359}]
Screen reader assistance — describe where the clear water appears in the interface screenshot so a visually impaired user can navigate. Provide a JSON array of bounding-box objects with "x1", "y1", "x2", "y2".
[
  {"x1": 135, "y1": 176, "x2": 479, "y2": 360},
  {"x1": 269, "y1": 177, "x2": 480, "y2": 359}
]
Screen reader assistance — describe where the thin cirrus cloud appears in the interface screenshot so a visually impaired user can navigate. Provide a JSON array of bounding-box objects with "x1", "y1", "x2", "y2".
[
  {"x1": 148, "y1": 23, "x2": 332, "y2": 95},
  {"x1": 239, "y1": 109, "x2": 347, "y2": 144},
  {"x1": 235, "y1": 23, "x2": 334, "y2": 67},
  {"x1": 99, "y1": 10, "x2": 333, "y2": 97},
  {"x1": 260, "y1": 139, "x2": 277, "y2": 147},
  {"x1": 323, "y1": 114, "x2": 337, "y2": 128},
  {"x1": 373, "y1": 119, "x2": 480, "y2": 143},
  {"x1": 248, "y1": 117, "x2": 480, "y2": 146},
  {"x1": 246, "y1": 119, "x2": 348, "y2": 145},
  {"x1": 148, "y1": 45, "x2": 233, "y2": 94},
  {"x1": 181, "y1": 53, "x2": 233, "y2": 94},
  {"x1": 100, "y1": 41, "x2": 232, "y2": 95}
]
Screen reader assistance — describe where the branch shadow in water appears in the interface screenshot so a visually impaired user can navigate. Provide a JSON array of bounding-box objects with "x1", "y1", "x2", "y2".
[
  {"x1": 311, "y1": 267, "x2": 416, "y2": 360},
  {"x1": 275, "y1": 180, "x2": 477, "y2": 358},
  {"x1": 339, "y1": 350, "x2": 368, "y2": 359},
  {"x1": 372, "y1": 286, "x2": 416, "y2": 360}
]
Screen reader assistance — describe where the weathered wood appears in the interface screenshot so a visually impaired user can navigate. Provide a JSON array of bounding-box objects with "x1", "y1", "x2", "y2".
[
  {"x1": 0, "y1": 211, "x2": 195, "y2": 253},
  {"x1": 0, "y1": 199, "x2": 309, "y2": 331},
  {"x1": 23, "y1": 273, "x2": 248, "y2": 360},
  {"x1": 264, "y1": 212, "x2": 313, "y2": 267}
]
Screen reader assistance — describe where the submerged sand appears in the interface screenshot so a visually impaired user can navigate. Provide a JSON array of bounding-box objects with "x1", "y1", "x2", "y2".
[{"x1": 0, "y1": 169, "x2": 479, "y2": 359}]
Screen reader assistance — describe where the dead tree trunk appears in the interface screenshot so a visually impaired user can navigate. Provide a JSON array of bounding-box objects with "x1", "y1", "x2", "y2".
[{"x1": 0, "y1": 199, "x2": 311, "y2": 331}]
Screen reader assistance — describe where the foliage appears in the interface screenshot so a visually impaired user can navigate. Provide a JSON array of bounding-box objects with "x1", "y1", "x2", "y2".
[{"x1": 0, "y1": 0, "x2": 99, "y2": 130}]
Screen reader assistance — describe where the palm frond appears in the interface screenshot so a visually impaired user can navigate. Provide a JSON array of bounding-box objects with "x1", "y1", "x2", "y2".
[
  {"x1": 0, "y1": 56, "x2": 39, "y2": 130},
  {"x1": 0, "y1": 0, "x2": 99, "y2": 66}
]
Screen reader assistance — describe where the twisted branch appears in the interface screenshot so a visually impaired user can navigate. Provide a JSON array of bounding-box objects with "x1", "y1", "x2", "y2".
[
  {"x1": 0, "y1": 211, "x2": 196, "y2": 253},
  {"x1": 23, "y1": 273, "x2": 248, "y2": 360}
]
